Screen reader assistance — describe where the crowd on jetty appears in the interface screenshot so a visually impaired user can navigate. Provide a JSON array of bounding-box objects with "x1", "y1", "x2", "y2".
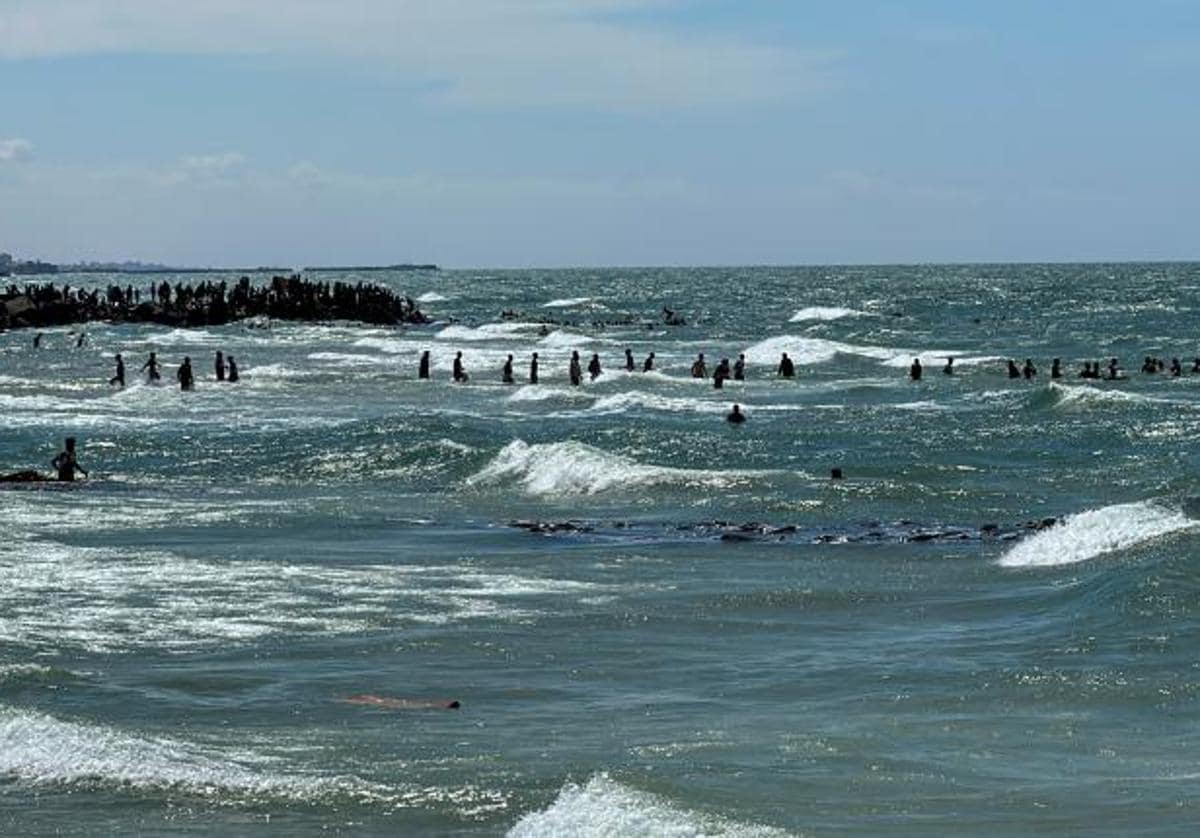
[{"x1": 0, "y1": 276, "x2": 430, "y2": 330}]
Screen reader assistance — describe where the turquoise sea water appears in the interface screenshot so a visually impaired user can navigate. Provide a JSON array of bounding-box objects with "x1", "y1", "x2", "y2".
[{"x1": 2, "y1": 263, "x2": 1200, "y2": 835}]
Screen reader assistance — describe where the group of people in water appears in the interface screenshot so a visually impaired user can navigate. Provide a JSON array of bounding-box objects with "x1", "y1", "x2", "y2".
[
  {"x1": 907, "y1": 355, "x2": 1200, "y2": 381},
  {"x1": 108, "y1": 350, "x2": 240, "y2": 390}
]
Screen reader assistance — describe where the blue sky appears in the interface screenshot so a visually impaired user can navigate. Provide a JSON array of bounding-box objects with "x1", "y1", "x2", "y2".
[{"x1": 1, "y1": 0, "x2": 1197, "y2": 267}]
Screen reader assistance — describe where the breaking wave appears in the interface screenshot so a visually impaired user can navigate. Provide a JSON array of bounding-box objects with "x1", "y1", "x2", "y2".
[
  {"x1": 998, "y1": 501, "x2": 1197, "y2": 568},
  {"x1": 741, "y1": 335, "x2": 970, "y2": 368},
  {"x1": 467, "y1": 440, "x2": 756, "y2": 497},
  {"x1": 788, "y1": 306, "x2": 866, "y2": 322},
  {"x1": 508, "y1": 773, "x2": 786, "y2": 837},
  {"x1": 542, "y1": 297, "x2": 593, "y2": 308},
  {"x1": 417, "y1": 291, "x2": 449, "y2": 303}
]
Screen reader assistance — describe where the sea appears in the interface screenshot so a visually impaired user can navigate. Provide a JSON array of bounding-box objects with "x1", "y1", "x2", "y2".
[{"x1": 2, "y1": 263, "x2": 1200, "y2": 835}]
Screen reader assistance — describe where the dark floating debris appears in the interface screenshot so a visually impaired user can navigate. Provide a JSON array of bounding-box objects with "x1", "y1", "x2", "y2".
[{"x1": 507, "y1": 517, "x2": 1062, "y2": 546}]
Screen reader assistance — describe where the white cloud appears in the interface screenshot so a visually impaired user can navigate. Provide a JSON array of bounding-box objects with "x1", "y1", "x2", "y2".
[
  {"x1": 0, "y1": 138, "x2": 33, "y2": 161},
  {"x1": 0, "y1": 1, "x2": 838, "y2": 110}
]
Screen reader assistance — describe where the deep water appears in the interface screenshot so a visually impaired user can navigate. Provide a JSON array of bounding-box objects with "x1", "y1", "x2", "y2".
[{"x1": 3, "y1": 264, "x2": 1200, "y2": 835}]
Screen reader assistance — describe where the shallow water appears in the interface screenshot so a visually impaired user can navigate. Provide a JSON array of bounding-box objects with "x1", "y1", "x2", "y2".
[{"x1": 3, "y1": 264, "x2": 1200, "y2": 834}]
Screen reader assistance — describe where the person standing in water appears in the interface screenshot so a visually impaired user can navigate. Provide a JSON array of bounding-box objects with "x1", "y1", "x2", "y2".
[
  {"x1": 226, "y1": 355, "x2": 240, "y2": 382},
  {"x1": 529, "y1": 352, "x2": 539, "y2": 384},
  {"x1": 733, "y1": 354, "x2": 746, "y2": 381},
  {"x1": 909, "y1": 358, "x2": 923, "y2": 380},
  {"x1": 1022, "y1": 358, "x2": 1037, "y2": 380},
  {"x1": 690, "y1": 353, "x2": 707, "y2": 379},
  {"x1": 588, "y1": 353, "x2": 602, "y2": 381},
  {"x1": 624, "y1": 348, "x2": 635, "y2": 372},
  {"x1": 177, "y1": 356, "x2": 195, "y2": 391},
  {"x1": 214, "y1": 350, "x2": 227, "y2": 382},
  {"x1": 453, "y1": 351, "x2": 468, "y2": 382},
  {"x1": 569, "y1": 351, "x2": 583, "y2": 386},
  {"x1": 713, "y1": 358, "x2": 731, "y2": 389},
  {"x1": 418, "y1": 350, "x2": 431, "y2": 380},
  {"x1": 51, "y1": 437, "x2": 88, "y2": 482},
  {"x1": 778, "y1": 353, "x2": 795, "y2": 378},
  {"x1": 502, "y1": 354, "x2": 515, "y2": 384},
  {"x1": 76, "y1": 332, "x2": 86, "y2": 348},
  {"x1": 643, "y1": 352, "x2": 655, "y2": 372},
  {"x1": 142, "y1": 351, "x2": 161, "y2": 382},
  {"x1": 726, "y1": 404, "x2": 746, "y2": 424},
  {"x1": 1007, "y1": 359, "x2": 1020, "y2": 379},
  {"x1": 33, "y1": 332, "x2": 43, "y2": 349},
  {"x1": 1051, "y1": 358, "x2": 1062, "y2": 379},
  {"x1": 109, "y1": 353, "x2": 125, "y2": 388},
  {"x1": 943, "y1": 357, "x2": 954, "y2": 375}
]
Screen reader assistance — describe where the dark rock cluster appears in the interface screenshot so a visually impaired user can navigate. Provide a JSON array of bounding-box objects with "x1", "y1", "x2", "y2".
[{"x1": 0, "y1": 275, "x2": 430, "y2": 330}]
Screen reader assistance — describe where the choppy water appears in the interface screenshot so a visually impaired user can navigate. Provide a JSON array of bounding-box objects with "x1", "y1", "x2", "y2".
[{"x1": 3, "y1": 264, "x2": 1200, "y2": 835}]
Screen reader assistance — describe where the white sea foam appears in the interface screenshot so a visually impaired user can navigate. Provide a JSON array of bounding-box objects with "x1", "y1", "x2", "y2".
[
  {"x1": 542, "y1": 297, "x2": 592, "y2": 308},
  {"x1": 506, "y1": 386, "x2": 592, "y2": 403},
  {"x1": 742, "y1": 335, "x2": 973, "y2": 369},
  {"x1": 788, "y1": 306, "x2": 866, "y2": 322},
  {"x1": 588, "y1": 391, "x2": 728, "y2": 415},
  {"x1": 467, "y1": 440, "x2": 754, "y2": 497},
  {"x1": 538, "y1": 330, "x2": 615, "y2": 349},
  {"x1": 508, "y1": 773, "x2": 787, "y2": 838},
  {"x1": 417, "y1": 291, "x2": 449, "y2": 302},
  {"x1": 997, "y1": 501, "x2": 1198, "y2": 568},
  {"x1": 437, "y1": 322, "x2": 545, "y2": 342},
  {"x1": 1044, "y1": 381, "x2": 1170, "y2": 410},
  {"x1": 0, "y1": 706, "x2": 508, "y2": 812},
  {"x1": 307, "y1": 352, "x2": 388, "y2": 367}
]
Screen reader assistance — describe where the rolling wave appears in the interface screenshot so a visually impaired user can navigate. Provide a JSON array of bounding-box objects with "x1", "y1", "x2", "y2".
[
  {"x1": 998, "y1": 501, "x2": 1197, "y2": 568},
  {"x1": 508, "y1": 773, "x2": 786, "y2": 837},
  {"x1": 467, "y1": 440, "x2": 756, "y2": 497},
  {"x1": 788, "y1": 306, "x2": 866, "y2": 322}
]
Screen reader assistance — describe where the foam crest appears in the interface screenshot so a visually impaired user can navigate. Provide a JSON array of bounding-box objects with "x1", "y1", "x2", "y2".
[
  {"x1": 542, "y1": 297, "x2": 592, "y2": 308},
  {"x1": 588, "y1": 391, "x2": 728, "y2": 415},
  {"x1": 538, "y1": 330, "x2": 614, "y2": 348},
  {"x1": 0, "y1": 707, "x2": 508, "y2": 812},
  {"x1": 508, "y1": 774, "x2": 787, "y2": 837},
  {"x1": 1041, "y1": 381, "x2": 1169, "y2": 410},
  {"x1": 998, "y1": 501, "x2": 1197, "y2": 568},
  {"x1": 467, "y1": 440, "x2": 752, "y2": 497},
  {"x1": 417, "y1": 291, "x2": 449, "y2": 302},
  {"x1": 742, "y1": 335, "x2": 966, "y2": 368},
  {"x1": 437, "y1": 322, "x2": 544, "y2": 342},
  {"x1": 788, "y1": 306, "x2": 866, "y2": 322}
]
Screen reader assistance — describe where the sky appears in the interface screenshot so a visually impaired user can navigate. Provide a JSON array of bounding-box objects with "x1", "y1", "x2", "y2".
[{"x1": 1, "y1": 0, "x2": 1198, "y2": 268}]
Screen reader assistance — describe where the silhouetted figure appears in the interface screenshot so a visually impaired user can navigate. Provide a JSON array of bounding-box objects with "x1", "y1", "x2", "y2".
[
  {"x1": 33, "y1": 332, "x2": 42, "y2": 349},
  {"x1": 778, "y1": 353, "x2": 795, "y2": 378},
  {"x1": 1142, "y1": 356, "x2": 1158, "y2": 374},
  {"x1": 418, "y1": 350, "x2": 431, "y2": 380},
  {"x1": 690, "y1": 353, "x2": 707, "y2": 379},
  {"x1": 502, "y1": 354, "x2": 515, "y2": 384},
  {"x1": 1051, "y1": 358, "x2": 1062, "y2": 379},
  {"x1": 588, "y1": 353, "x2": 602, "y2": 381},
  {"x1": 227, "y1": 356, "x2": 239, "y2": 382},
  {"x1": 624, "y1": 348, "x2": 634, "y2": 372},
  {"x1": 75, "y1": 332, "x2": 86, "y2": 348},
  {"x1": 51, "y1": 437, "x2": 88, "y2": 482},
  {"x1": 713, "y1": 358, "x2": 730, "y2": 389},
  {"x1": 569, "y1": 351, "x2": 582, "y2": 386},
  {"x1": 726, "y1": 404, "x2": 746, "y2": 424},
  {"x1": 529, "y1": 352, "x2": 539, "y2": 384},
  {"x1": 1007, "y1": 360, "x2": 1020, "y2": 379},
  {"x1": 1022, "y1": 359, "x2": 1037, "y2": 380},
  {"x1": 943, "y1": 357, "x2": 954, "y2": 375},
  {"x1": 452, "y1": 351, "x2": 468, "y2": 383},
  {"x1": 1107, "y1": 358, "x2": 1121, "y2": 380},
  {"x1": 109, "y1": 353, "x2": 125, "y2": 388},
  {"x1": 1170, "y1": 357, "x2": 1182, "y2": 377},
  {"x1": 831, "y1": 468, "x2": 844, "y2": 480},
  {"x1": 910, "y1": 358, "x2": 922, "y2": 381},
  {"x1": 177, "y1": 356, "x2": 195, "y2": 391},
  {"x1": 643, "y1": 352, "x2": 655, "y2": 372},
  {"x1": 142, "y1": 351, "x2": 161, "y2": 382},
  {"x1": 733, "y1": 354, "x2": 746, "y2": 381},
  {"x1": 214, "y1": 350, "x2": 226, "y2": 382},
  {"x1": 1192, "y1": 358, "x2": 1200, "y2": 373}
]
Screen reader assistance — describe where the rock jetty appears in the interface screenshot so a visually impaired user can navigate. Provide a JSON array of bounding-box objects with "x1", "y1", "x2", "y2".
[{"x1": 0, "y1": 275, "x2": 430, "y2": 330}]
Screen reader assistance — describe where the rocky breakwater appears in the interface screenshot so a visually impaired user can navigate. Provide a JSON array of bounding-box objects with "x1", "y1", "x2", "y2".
[{"x1": 0, "y1": 274, "x2": 431, "y2": 331}]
